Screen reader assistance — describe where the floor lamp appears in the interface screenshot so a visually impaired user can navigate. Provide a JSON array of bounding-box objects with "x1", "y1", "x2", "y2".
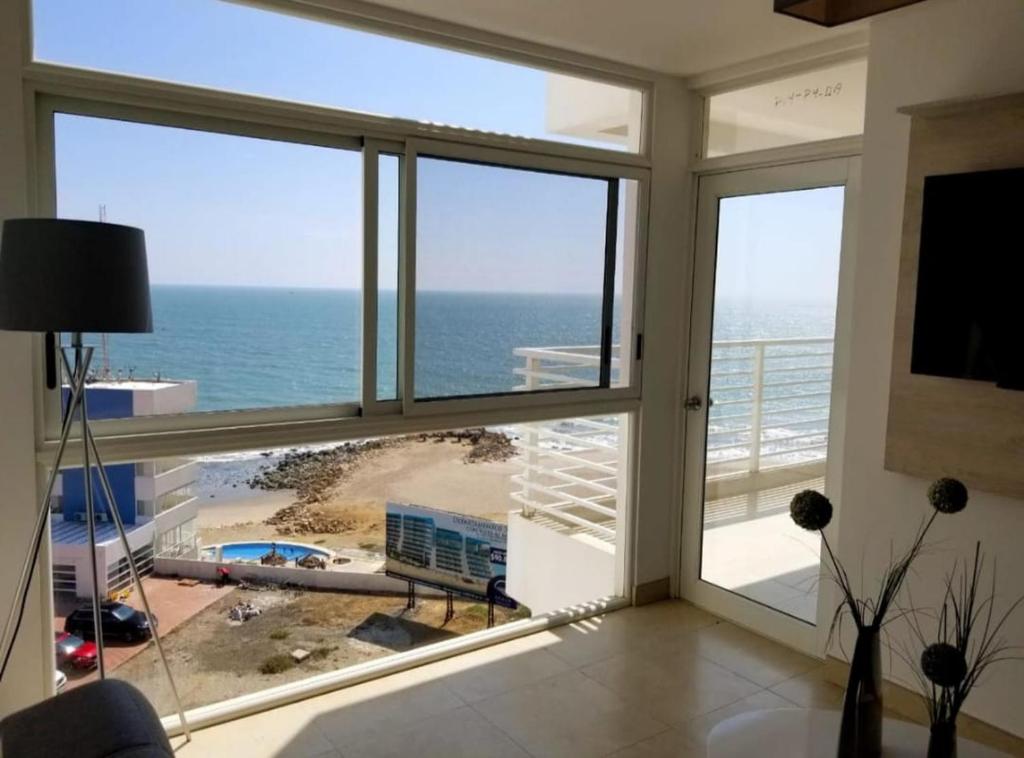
[{"x1": 0, "y1": 218, "x2": 189, "y2": 739}]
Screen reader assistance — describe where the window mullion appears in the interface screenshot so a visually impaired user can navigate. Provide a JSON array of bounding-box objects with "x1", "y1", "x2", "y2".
[
  {"x1": 360, "y1": 140, "x2": 380, "y2": 414},
  {"x1": 398, "y1": 143, "x2": 418, "y2": 413},
  {"x1": 599, "y1": 178, "x2": 620, "y2": 388}
]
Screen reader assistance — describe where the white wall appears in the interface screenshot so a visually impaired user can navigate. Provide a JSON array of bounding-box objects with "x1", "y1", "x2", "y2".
[
  {"x1": 507, "y1": 513, "x2": 616, "y2": 615},
  {"x1": 837, "y1": 0, "x2": 1024, "y2": 736},
  {"x1": 0, "y1": 0, "x2": 48, "y2": 718},
  {"x1": 153, "y1": 557, "x2": 446, "y2": 596}
]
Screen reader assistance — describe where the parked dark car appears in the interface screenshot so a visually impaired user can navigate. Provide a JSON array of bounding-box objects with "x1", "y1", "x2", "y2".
[{"x1": 63, "y1": 602, "x2": 157, "y2": 643}]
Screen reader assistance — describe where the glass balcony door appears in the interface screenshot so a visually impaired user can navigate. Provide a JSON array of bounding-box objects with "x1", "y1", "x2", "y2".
[{"x1": 680, "y1": 158, "x2": 858, "y2": 653}]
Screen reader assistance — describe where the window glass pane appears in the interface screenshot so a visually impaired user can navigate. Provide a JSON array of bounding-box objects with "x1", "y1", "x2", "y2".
[
  {"x1": 698, "y1": 187, "x2": 844, "y2": 623},
  {"x1": 414, "y1": 157, "x2": 619, "y2": 399},
  {"x1": 34, "y1": 0, "x2": 642, "y2": 152},
  {"x1": 706, "y1": 59, "x2": 866, "y2": 158},
  {"x1": 51, "y1": 414, "x2": 626, "y2": 712},
  {"x1": 54, "y1": 114, "x2": 362, "y2": 413},
  {"x1": 377, "y1": 154, "x2": 400, "y2": 401}
]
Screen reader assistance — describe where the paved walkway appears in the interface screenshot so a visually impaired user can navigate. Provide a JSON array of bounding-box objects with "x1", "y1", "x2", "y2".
[{"x1": 56, "y1": 575, "x2": 235, "y2": 689}]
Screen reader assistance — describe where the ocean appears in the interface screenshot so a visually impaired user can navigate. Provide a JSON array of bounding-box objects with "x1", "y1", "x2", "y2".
[
  {"x1": 86, "y1": 285, "x2": 837, "y2": 490},
  {"x1": 90, "y1": 285, "x2": 621, "y2": 410}
]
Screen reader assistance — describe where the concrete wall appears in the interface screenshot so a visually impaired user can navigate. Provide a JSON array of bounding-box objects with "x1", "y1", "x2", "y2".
[
  {"x1": 836, "y1": 0, "x2": 1024, "y2": 736},
  {"x1": 154, "y1": 557, "x2": 446, "y2": 597},
  {"x1": 507, "y1": 513, "x2": 616, "y2": 615},
  {"x1": 0, "y1": 0, "x2": 47, "y2": 718}
]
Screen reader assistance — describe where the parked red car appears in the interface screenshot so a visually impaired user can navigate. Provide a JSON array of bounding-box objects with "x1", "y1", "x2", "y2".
[{"x1": 54, "y1": 631, "x2": 97, "y2": 670}]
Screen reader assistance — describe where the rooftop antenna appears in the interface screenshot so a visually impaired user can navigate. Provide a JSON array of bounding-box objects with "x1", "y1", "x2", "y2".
[{"x1": 98, "y1": 204, "x2": 112, "y2": 380}]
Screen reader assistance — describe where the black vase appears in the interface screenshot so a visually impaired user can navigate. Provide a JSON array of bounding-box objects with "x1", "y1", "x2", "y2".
[
  {"x1": 837, "y1": 625, "x2": 883, "y2": 757},
  {"x1": 928, "y1": 721, "x2": 958, "y2": 758}
]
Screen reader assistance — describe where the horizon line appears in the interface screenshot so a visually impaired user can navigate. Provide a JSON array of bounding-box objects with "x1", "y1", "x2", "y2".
[{"x1": 148, "y1": 282, "x2": 610, "y2": 296}]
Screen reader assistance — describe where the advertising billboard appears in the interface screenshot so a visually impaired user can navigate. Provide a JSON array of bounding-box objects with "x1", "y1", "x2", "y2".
[{"x1": 385, "y1": 501, "x2": 516, "y2": 608}]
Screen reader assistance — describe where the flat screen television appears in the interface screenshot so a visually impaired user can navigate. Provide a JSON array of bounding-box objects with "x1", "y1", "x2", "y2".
[{"x1": 910, "y1": 166, "x2": 1023, "y2": 390}]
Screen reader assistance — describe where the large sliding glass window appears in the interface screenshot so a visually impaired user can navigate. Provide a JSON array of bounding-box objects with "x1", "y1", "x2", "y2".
[{"x1": 34, "y1": 0, "x2": 648, "y2": 723}]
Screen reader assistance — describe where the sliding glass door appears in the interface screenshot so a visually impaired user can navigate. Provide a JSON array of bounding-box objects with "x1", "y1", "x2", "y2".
[{"x1": 681, "y1": 158, "x2": 857, "y2": 651}]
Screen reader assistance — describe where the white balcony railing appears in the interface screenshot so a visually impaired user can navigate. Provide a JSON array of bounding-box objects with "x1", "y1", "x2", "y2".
[
  {"x1": 512, "y1": 337, "x2": 834, "y2": 539},
  {"x1": 510, "y1": 415, "x2": 621, "y2": 543},
  {"x1": 513, "y1": 344, "x2": 623, "y2": 390},
  {"x1": 706, "y1": 337, "x2": 833, "y2": 479}
]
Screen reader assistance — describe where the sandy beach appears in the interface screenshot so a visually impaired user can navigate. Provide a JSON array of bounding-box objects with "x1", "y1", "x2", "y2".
[
  {"x1": 197, "y1": 490, "x2": 296, "y2": 530},
  {"x1": 196, "y1": 434, "x2": 523, "y2": 552}
]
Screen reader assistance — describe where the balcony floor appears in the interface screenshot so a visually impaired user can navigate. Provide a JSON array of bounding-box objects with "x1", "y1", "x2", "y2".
[
  {"x1": 172, "y1": 600, "x2": 1016, "y2": 757},
  {"x1": 700, "y1": 476, "x2": 824, "y2": 623}
]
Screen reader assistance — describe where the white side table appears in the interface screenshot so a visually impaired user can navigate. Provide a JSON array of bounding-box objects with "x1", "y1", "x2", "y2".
[{"x1": 707, "y1": 708, "x2": 1006, "y2": 757}]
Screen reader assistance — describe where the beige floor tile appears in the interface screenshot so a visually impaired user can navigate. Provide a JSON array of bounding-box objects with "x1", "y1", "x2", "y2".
[
  {"x1": 607, "y1": 727, "x2": 703, "y2": 757},
  {"x1": 179, "y1": 707, "x2": 337, "y2": 758},
  {"x1": 672, "y1": 621, "x2": 820, "y2": 688},
  {"x1": 311, "y1": 679, "x2": 465, "y2": 749},
  {"x1": 473, "y1": 669, "x2": 669, "y2": 758},
  {"x1": 769, "y1": 667, "x2": 845, "y2": 709},
  {"x1": 441, "y1": 645, "x2": 572, "y2": 703},
  {"x1": 337, "y1": 706, "x2": 529, "y2": 758},
  {"x1": 582, "y1": 650, "x2": 762, "y2": 725},
  {"x1": 679, "y1": 689, "x2": 795, "y2": 749},
  {"x1": 546, "y1": 601, "x2": 719, "y2": 668}
]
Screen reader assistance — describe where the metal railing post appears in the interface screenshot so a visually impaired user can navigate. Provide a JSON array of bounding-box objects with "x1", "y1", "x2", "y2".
[
  {"x1": 748, "y1": 343, "x2": 765, "y2": 474},
  {"x1": 522, "y1": 355, "x2": 539, "y2": 517}
]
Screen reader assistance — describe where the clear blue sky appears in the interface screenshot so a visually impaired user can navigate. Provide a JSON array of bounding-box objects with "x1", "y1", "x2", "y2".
[
  {"x1": 716, "y1": 187, "x2": 844, "y2": 303},
  {"x1": 40, "y1": 0, "x2": 844, "y2": 298}
]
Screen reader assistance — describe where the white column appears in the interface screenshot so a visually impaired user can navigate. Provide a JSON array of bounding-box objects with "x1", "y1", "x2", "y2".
[
  {"x1": 630, "y1": 78, "x2": 699, "y2": 599},
  {"x1": 0, "y1": 0, "x2": 48, "y2": 715}
]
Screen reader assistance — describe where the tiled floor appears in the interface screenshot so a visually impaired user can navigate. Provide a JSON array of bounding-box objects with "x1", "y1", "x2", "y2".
[{"x1": 174, "y1": 600, "x2": 854, "y2": 757}]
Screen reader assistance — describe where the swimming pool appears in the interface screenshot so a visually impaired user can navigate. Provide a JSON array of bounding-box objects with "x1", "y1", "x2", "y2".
[{"x1": 205, "y1": 541, "x2": 333, "y2": 562}]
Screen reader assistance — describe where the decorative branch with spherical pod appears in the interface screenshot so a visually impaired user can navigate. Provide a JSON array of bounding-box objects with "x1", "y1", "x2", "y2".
[
  {"x1": 896, "y1": 542, "x2": 1024, "y2": 758},
  {"x1": 788, "y1": 478, "x2": 968, "y2": 758}
]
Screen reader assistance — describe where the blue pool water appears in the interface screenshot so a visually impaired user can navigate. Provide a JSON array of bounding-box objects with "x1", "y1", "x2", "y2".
[{"x1": 216, "y1": 541, "x2": 331, "y2": 561}]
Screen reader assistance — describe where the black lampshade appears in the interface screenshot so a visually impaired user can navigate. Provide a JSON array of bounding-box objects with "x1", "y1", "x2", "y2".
[
  {"x1": 774, "y1": 0, "x2": 928, "y2": 27},
  {"x1": 0, "y1": 219, "x2": 152, "y2": 333}
]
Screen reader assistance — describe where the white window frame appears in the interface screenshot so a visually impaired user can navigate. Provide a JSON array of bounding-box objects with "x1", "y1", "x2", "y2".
[
  {"x1": 401, "y1": 138, "x2": 648, "y2": 417},
  {"x1": 691, "y1": 45, "x2": 868, "y2": 169}
]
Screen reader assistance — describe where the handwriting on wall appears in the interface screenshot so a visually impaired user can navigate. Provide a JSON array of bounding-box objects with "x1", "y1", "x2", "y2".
[{"x1": 775, "y1": 82, "x2": 844, "y2": 108}]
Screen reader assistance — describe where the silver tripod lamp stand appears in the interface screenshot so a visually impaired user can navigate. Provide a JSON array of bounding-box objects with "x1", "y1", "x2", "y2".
[{"x1": 0, "y1": 218, "x2": 189, "y2": 739}]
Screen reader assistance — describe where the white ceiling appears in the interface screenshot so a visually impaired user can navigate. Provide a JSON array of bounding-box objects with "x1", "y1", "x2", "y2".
[{"x1": 361, "y1": 0, "x2": 864, "y2": 76}]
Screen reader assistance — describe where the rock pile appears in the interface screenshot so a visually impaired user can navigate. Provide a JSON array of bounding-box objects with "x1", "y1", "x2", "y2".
[
  {"x1": 247, "y1": 439, "x2": 395, "y2": 503},
  {"x1": 228, "y1": 602, "x2": 262, "y2": 622},
  {"x1": 417, "y1": 428, "x2": 517, "y2": 463},
  {"x1": 265, "y1": 504, "x2": 360, "y2": 535}
]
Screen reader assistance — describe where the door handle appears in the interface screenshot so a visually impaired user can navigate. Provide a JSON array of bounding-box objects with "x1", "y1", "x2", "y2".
[{"x1": 684, "y1": 395, "x2": 714, "y2": 411}]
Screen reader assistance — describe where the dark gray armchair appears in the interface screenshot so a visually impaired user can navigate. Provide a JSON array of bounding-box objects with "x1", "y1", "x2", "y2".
[{"x1": 0, "y1": 679, "x2": 173, "y2": 757}]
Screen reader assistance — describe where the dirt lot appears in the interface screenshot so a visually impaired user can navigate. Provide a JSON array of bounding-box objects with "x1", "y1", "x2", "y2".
[{"x1": 115, "y1": 585, "x2": 528, "y2": 715}]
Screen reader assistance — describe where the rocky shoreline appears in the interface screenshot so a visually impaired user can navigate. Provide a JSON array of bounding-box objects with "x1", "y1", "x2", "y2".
[{"x1": 247, "y1": 429, "x2": 517, "y2": 535}]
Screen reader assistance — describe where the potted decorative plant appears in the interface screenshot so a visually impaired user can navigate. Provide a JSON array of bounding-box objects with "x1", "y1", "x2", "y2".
[
  {"x1": 899, "y1": 542, "x2": 1023, "y2": 758},
  {"x1": 789, "y1": 478, "x2": 968, "y2": 757}
]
